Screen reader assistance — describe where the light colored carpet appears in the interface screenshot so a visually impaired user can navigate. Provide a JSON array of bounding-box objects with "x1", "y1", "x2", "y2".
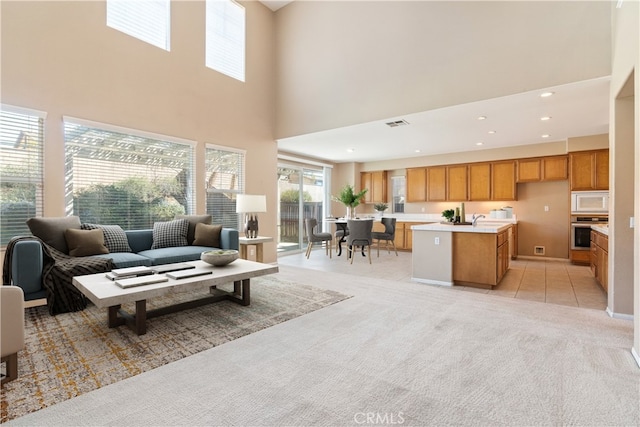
[
  {"x1": 0, "y1": 275, "x2": 350, "y2": 423},
  {"x1": 6, "y1": 264, "x2": 640, "y2": 426}
]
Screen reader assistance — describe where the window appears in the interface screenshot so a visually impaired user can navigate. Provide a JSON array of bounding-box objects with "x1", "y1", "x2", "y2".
[
  {"x1": 64, "y1": 117, "x2": 195, "y2": 229},
  {"x1": 106, "y1": 0, "x2": 171, "y2": 51},
  {"x1": 205, "y1": 145, "x2": 245, "y2": 229},
  {"x1": 206, "y1": 0, "x2": 245, "y2": 82},
  {"x1": 0, "y1": 105, "x2": 45, "y2": 245},
  {"x1": 392, "y1": 176, "x2": 405, "y2": 213}
]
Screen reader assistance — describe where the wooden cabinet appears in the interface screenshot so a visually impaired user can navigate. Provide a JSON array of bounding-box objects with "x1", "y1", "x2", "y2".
[
  {"x1": 452, "y1": 226, "x2": 511, "y2": 286},
  {"x1": 517, "y1": 158, "x2": 541, "y2": 182},
  {"x1": 446, "y1": 165, "x2": 468, "y2": 201},
  {"x1": 570, "y1": 149, "x2": 609, "y2": 191},
  {"x1": 406, "y1": 168, "x2": 426, "y2": 202},
  {"x1": 491, "y1": 160, "x2": 516, "y2": 200},
  {"x1": 542, "y1": 156, "x2": 568, "y2": 181},
  {"x1": 427, "y1": 166, "x2": 447, "y2": 201},
  {"x1": 360, "y1": 171, "x2": 387, "y2": 204},
  {"x1": 590, "y1": 230, "x2": 608, "y2": 292},
  {"x1": 517, "y1": 155, "x2": 568, "y2": 183},
  {"x1": 510, "y1": 223, "x2": 518, "y2": 260},
  {"x1": 468, "y1": 163, "x2": 491, "y2": 201}
]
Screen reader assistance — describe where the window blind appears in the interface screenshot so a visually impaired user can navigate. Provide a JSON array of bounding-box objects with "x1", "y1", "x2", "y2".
[
  {"x1": 107, "y1": 0, "x2": 171, "y2": 51},
  {"x1": 206, "y1": 0, "x2": 245, "y2": 82},
  {"x1": 64, "y1": 118, "x2": 195, "y2": 229},
  {"x1": 0, "y1": 105, "x2": 45, "y2": 246},
  {"x1": 205, "y1": 144, "x2": 245, "y2": 229}
]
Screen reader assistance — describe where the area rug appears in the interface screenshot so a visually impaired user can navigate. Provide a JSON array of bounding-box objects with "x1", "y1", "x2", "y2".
[{"x1": 1, "y1": 275, "x2": 351, "y2": 422}]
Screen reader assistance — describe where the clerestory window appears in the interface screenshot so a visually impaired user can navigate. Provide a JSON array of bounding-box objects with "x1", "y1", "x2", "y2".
[
  {"x1": 63, "y1": 117, "x2": 195, "y2": 229},
  {"x1": 106, "y1": 0, "x2": 171, "y2": 51},
  {"x1": 205, "y1": 144, "x2": 245, "y2": 229},
  {"x1": 0, "y1": 105, "x2": 45, "y2": 246},
  {"x1": 206, "y1": 0, "x2": 246, "y2": 82}
]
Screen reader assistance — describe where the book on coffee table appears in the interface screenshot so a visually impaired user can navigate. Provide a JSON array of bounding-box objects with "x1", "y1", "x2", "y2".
[
  {"x1": 150, "y1": 263, "x2": 195, "y2": 274},
  {"x1": 111, "y1": 266, "x2": 153, "y2": 277},
  {"x1": 166, "y1": 269, "x2": 213, "y2": 280},
  {"x1": 114, "y1": 275, "x2": 169, "y2": 289}
]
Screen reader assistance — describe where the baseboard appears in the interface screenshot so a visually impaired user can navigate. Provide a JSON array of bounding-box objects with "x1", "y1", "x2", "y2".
[
  {"x1": 606, "y1": 306, "x2": 634, "y2": 321},
  {"x1": 412, "y1": 277, "x2": 453, "y2": 287},
  {"x1": 632, "y1": 347, "x2": 640, "y2": 369}
]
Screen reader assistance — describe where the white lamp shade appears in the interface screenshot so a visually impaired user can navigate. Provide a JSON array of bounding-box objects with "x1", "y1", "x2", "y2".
[{"x1": 236, "y1": 194, "x2": 266, "y2": 213}]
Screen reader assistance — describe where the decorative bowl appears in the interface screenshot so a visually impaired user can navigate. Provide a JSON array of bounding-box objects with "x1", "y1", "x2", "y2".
[{"x1": 201, "y1": 250, "x2": 239, "y2": 266}]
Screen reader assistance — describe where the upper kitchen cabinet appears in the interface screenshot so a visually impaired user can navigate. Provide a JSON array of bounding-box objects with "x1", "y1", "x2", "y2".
[
  {"x1": 406, "y1": 167, "x2": 427, "y2": 202},
  {"x1": 446, "y1": 164, "x2": 468, "y2": 201},
  {"x1": 427, "y1": 166, "x2": 447, "y2": 201},
  {"x1": 469, "y1": 163, "x2": 491, "y2": 201},
  {"x1": 569, "y1": 149, "x2": 609, "y2": 191},
  {"x1": 360, "y1": 170, "x2": 388, "y2": 203},
  {"x1": 517, "y1": 155, "x2": 568, "y2": 182},
  {"x1": 491, "y1": 160, "x2": 516, "y2": 200}
]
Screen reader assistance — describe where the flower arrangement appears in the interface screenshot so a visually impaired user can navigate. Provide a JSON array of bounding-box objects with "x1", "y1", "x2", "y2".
[{"x1": 442, "y1": 209, "x2": 455, "y2": 222}]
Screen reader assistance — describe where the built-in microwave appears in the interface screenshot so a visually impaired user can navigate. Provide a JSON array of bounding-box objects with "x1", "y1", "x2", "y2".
[{"x1": 571, "y1": 191, "x2": 609, "y2": 214}]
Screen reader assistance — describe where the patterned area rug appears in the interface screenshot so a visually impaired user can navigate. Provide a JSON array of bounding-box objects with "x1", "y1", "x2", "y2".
[{"x1": 1, "y1": 275, "x2": 351, "y2": 422}]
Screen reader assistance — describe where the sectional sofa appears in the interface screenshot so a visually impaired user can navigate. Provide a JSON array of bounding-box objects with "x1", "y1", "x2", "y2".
[{"x1": 6, "y1": 215, "x2": 239, "y2": 304}]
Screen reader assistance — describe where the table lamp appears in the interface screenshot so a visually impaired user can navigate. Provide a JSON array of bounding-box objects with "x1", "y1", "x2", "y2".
[{"x1": 236, "y1": 194, "x2": 266, "y2": 238}]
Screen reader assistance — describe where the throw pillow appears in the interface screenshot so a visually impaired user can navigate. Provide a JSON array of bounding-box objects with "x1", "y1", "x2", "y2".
[
  {"x1": 26, "y1": 216, "x2": 82, "y2": 254},
  {"x1": 65, "y1": 228, "x2": 109, "y2": 257},
  {"x1": 175, "y1": 214, "x2": 212, "y2": 245},
  {"x1": 192, "y1": 223, "x2": 222, "y2": 248},
  {"x1": 81, "y1": 223, "x2": 133, "y2": 253},
  {"x1": 151, "y1": 218, "x2": 189, "y2": 249}
]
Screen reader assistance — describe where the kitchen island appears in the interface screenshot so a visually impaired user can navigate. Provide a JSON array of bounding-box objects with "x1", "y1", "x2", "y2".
[{"x1": 411, "y1": 222, "x2": 512, "y2": 288}]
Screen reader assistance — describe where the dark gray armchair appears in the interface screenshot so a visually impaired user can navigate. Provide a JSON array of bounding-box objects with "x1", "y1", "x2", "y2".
[
  {"x1": 304, "y1": 218, "x2": 333, "y2": 259},
  {"x1": 372, "y1": 217, "x2": 398, "y2": 257},
  {"x1": 346, "y1": 219, "x2": 373, "y2": 264}
]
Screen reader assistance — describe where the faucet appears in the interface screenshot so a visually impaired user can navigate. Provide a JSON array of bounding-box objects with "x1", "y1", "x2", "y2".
[{"x1": 472, "y1": 213, "x2": 486, "y2": 227}]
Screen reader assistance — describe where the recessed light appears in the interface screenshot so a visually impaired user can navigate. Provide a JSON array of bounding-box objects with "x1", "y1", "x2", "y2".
[
  {"x1": 347, "y1": 148, "x2": 355, "y2": 153},
  {"x1": 477, "y1": 116, "x2": 487, "y2": 120},
  {"x1": 541, "y1": 134, "x2": 550, "y2": 138},
  {"x1": 540, "y1": 116, "x2": 552, "y2": 121},
  {"x1": 414, "y1": 149, "x2": 421, "y2": 153},
  {"x1": 488, "y1": 130, "x2": 496, "y2": 134},
  {"x1": 476, "y1": 142, "x2": 484, "y2": 146},
  {"x1": 540, "y1": 92, "x2": 554, "y2": 98}
]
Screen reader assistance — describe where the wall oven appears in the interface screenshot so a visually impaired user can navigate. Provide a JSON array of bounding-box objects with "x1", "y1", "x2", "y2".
[{"x1": 571, "y1": 215, "x2": 608, "y2": 250}]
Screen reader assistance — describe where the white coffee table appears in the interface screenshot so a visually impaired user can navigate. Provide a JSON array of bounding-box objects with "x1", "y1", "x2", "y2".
[{"x1": 72, "y1": 259, "x2": 278, "y2": 335}]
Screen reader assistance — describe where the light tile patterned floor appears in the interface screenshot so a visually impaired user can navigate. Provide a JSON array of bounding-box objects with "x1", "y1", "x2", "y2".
[{"x1": 278, "y1": 246, "x2": 607, "y2": 311}]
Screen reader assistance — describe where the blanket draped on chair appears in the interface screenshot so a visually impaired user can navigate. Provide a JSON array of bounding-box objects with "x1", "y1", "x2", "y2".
[{"x1": 2, "y1": 236, "x2": 114, "y2": 315}]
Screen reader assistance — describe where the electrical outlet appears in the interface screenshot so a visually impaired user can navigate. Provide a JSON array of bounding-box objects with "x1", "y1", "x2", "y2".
[
  {"x1": 544, "y1": 206, "x2": 549, "y2": 212},
  {"x1": 250, "y1": 248, "x2": 255, "y2": 256},
  {"x1": 421, "y1": 207, "x2": 425, "y2": 212},
  {"x1": 434, "y1": 237, "x2": 440, "y2": 245}
]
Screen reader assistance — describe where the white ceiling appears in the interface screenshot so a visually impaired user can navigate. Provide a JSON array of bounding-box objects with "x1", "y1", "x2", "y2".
[{"x1": 277, "y1": 76, "x2": 611, "y2": 164}]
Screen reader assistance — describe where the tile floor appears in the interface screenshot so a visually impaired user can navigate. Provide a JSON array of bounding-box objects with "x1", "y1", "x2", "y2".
[{"x1": 278, "y1": 245, "x2": 608, "y2": 311}]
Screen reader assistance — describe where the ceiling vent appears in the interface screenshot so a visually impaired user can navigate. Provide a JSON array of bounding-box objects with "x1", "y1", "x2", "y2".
[{"x1": 385, "y1": 119, "x2": 409, "y2": 128}]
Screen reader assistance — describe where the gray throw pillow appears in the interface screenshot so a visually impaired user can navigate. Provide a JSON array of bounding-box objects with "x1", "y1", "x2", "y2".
[
  {"x1": 151, "y1": 218, "x2": 189, "y2": 249},
  {"x1": 27, "y1": 216, "x2": 82, "y2": 254},
  {"x1": 175, "y1": 214, "x2": 212, "y2": 245},
  {"x1": 81, "y1": 223, "x2": 133, "y2": 253}
]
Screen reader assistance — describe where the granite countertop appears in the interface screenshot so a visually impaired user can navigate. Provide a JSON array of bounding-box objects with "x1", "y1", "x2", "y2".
[
  {"x1": 591, "y1": 224, "x2": 609, "y2": 236},
  {"x1": 380, "y1": 213, "x2": 518, "y2": 224},
  {"x1": 411, "y1": 222, "x2": 512, "y2": 234}
]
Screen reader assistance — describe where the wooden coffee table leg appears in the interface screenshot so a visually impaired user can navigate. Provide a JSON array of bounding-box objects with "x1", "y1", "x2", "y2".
[
  {"x1": 135, "y1": 300, "x2": 147, "y2": 335},
  {"x1": 232, "y1": 279, "x2": 250, "y2": 306},
  {"x1": 108, "y1": 305, "x2": 123, "y2": 328}
]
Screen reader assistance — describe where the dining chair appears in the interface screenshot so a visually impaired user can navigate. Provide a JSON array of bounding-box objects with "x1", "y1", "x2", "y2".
[
  {"x1": 346, "y1": 219, "x2": 373, "y2": 264},
  {"x1": 371, "y1": 217, "x2": 398, "y2": 257},
  {"x1": 304, "y1": 218, "x2": 333, "y2": 259},
  {"x1": 334, "y1": 222, "x2": 349, "y2": 254}
]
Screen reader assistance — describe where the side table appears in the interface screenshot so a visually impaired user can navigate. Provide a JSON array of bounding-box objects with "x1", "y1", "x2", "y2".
[{"x1": 238, "y1": 236, "x2": 273, "y2": 263}]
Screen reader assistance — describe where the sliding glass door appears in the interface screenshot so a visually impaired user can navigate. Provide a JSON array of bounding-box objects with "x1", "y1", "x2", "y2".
[{"x1": 277, "y1": 165, "x2": 327, "y2": 253}]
